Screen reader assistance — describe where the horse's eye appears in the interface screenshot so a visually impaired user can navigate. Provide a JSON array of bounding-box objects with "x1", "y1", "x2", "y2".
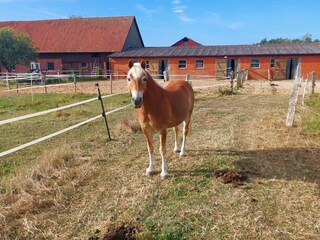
[
  {"x1": 127, "y1": 78, "x2": 130, "y2": 82},
  {"x1": 142, "y1": 76, "x2": 147, "y2": 82}
]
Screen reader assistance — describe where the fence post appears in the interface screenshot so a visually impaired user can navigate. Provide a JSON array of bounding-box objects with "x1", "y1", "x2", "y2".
[
  {"x1": 311, "y1": 71, "x2": 316, "y2": 94},
  {"x1": 73, "y1": 74, "x2": 77, "y2": 92},
  {"x1": 110, "y1": 74, "x2": 113, "y2": 94},
  {"x1": 185, "y1": 74, "x2": 190, "y2": 82},
  {"x1": 96, "y1": 82, "x2": 111, "y2": 140},
  {"x1": 43, "y1": 74, "x2": 47, "y2": 94},
  {"x1": 301, "y1": 77, "x2": 308, "y2": 106},
  {"x1": 6, "y1": 72, "x2": 10, "y2": 90},
  {"x1": 163, "y1": 71, "x2": 169, "y2": 82},
  {"x1": 230, "y1": 71, "x2": 234, "y2": 94},
  {"x1": 16, "y1": 75, "x2": 19, "y2": 93},
  {"x1": 286, "y1": 76, "x2": 302, "y2": 127}
]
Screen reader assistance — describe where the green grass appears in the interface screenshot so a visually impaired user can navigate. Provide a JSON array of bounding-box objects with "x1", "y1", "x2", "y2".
[
  {"x1": 0, "y1": 92, "x2": 130, "y2": 175},
  {"x1": 1, "y1": 90, "x2": 320, "y2": 239},
  {"x1": 0, "y1": 93, "x2": 97, "y2": 120},
  {"x1": 302, "y1": 93, "x2": 320, "y2": 132}
]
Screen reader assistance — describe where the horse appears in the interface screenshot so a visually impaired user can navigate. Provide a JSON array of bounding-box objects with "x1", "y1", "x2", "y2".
[{"x1": 127, "y1": 60, "x2": 194, "y2": 179}]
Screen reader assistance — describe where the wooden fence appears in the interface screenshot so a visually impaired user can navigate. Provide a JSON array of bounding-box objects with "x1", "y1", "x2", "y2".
[{"x1": 286, "y1": 70, "x2": 317, "y2": 127}]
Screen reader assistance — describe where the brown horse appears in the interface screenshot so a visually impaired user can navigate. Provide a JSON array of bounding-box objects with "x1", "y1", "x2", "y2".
[{"x1": 127, "y1": 60, "x2": 194, "y2": 179}]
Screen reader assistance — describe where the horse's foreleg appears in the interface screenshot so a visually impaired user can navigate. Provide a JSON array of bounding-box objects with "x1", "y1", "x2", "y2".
[
  {"x1": 159, "y1": 130, "x2": 169, "y2": 179},
  {"x1": 143, "y1": 128, "x2": 155, "y2": 176},
  {"x1": 173, "y1": 126, "x2": 180, "y2": 153},
  {"x1": 180, "y1": 120, "x2": 190, "y2": 157}
]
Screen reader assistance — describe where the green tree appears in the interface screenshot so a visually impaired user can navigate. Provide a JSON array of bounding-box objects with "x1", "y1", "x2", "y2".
[
  {"x1": 0, "y1": 27, "x2": 38, "y2": 72},
  {"x1": 259, "y1": 33, "x2": 320, "y2": 44}
]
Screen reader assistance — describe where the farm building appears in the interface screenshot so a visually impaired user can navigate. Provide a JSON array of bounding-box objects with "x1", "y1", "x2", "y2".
[
  {"x1": 109, "y1": 42, "x2": 320, "y2": 80},
  {"x1": 1, "y1": 16, "x2": 320, "y2": 80},
  {"x1": 0, "y1": 16, "x2": 144, "y2": 74}
]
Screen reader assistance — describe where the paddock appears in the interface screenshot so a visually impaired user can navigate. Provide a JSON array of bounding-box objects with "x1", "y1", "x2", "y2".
[{"x1": 0, "y1": 79, "x2": 319, "y2": 239}]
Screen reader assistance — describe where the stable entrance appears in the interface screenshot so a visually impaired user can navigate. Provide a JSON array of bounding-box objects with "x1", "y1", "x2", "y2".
[
  {"x1": 216, "y1": 59, "x2": 239, "y2": 79},
  {"x1": 274, "y1": 58, "x2": 299, "y2": 80}
]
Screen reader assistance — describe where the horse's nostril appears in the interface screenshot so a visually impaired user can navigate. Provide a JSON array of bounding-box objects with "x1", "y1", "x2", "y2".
[{"x1": 132, "y1": 97, "x2": 142, "y2": 108}]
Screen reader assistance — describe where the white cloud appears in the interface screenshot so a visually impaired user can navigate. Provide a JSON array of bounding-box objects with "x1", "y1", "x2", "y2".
[
  {"x1": 136, "y1": 4, "x2": 157, "y2": 18},
  {"x1": 228, "y1": 22, "x2": 244, "y2": 30},
  {"x1": 174, "y1": 9, "x2": 183, "y2": 13},
  {"x1": 203, "y1": 12, "x2": 244, "y2": 30},
  {"x1": 172, "y1": 1, "x2": 195, "y2": 23},
  {"x1": 178, "y1": 14, "x2": 196, "y2": 23}
]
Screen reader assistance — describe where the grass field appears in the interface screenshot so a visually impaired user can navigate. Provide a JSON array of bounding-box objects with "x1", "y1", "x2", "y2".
[{"x1": 0, "y1": 83, "x2": 320, "y2": 239}]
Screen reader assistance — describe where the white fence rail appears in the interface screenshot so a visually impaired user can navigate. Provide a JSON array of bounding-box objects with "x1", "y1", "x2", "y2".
[
  {"x1": 0, "y1": 70, "x2": 246, "y2": 157},
  {"x1": 0, "y1": 105, "x2": 130, "y2": 157}
]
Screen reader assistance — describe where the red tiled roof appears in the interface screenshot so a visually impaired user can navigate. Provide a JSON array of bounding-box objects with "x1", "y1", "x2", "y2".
[{"x1": 0, "y1": 16, "x2": 138, "y2": 53}]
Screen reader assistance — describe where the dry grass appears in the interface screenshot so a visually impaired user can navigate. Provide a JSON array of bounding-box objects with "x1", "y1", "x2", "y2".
[{"x1": 0, "y1": 81, "x2": 320, "y2": 239}]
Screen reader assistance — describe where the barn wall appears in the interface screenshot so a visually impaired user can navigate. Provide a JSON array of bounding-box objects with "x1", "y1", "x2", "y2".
[{"x1": 111, "y1": 55, "x2": 320, "y2": 80}]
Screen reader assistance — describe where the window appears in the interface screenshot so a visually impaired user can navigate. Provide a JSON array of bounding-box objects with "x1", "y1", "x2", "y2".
[
  {"x1": 145, "y1": 60, "x2": 150, "y2": 69},
  {"x1": 250, "y1": 59, "x2": 260, "y2": 68},
  {"x1": 270, "y1": 58, "x2": 275, "y2": 68},
  {"x1": 81, "y1": 62, "x2": 87, "y2": 68},
  {"x1": 92, "y1": 53, "x2": 99, "y2": 58},
  {"x1": 196, "y1": 60, "x2": 204, "y2": 69},
  {"x1": 178, "y1": 60, "x2": 187, "y2": 69},
  {"x1": 47, "y1": 62, "x2": 55, "y2": 70}
]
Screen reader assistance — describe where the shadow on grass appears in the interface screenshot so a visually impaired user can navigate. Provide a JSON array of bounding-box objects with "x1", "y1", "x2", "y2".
[{"x1": 186, "y1": 147, "x2": 320, "y2": 186}]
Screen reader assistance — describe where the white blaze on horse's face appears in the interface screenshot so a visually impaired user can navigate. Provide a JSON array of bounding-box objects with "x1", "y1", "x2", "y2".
[{"x1": 127, "y1": 62, "x2": 147, "y2": 108}]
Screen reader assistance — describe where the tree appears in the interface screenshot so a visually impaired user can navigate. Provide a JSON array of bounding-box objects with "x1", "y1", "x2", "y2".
[
  {"x1": 258, "y1": 33, "x2": 320, "y2": 44},
  {"x1": 0, "y1": 27, "x2": 38, "y2": 72}
]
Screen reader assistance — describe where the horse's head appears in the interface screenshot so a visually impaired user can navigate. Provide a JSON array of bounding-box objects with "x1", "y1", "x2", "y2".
[{"x1": 127, "y1": 60, "x2": 148, "y2": 108}]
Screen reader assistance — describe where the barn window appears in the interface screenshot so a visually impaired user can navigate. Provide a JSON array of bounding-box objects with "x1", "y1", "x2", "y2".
[
  {"x1": 47, "y1": 62, "x2": 55, "y2": 71},
  {"x1": 270, "y1": 58, "x2": 275, "y2": 68},
  {"x1": 81, "y1": 63, "x2": 87, "y2": 68},
  {"x1": 196, "y1": 60, "x2": 204, "y2": 69},
  {"x1": 145, "y1": 60, "x2": 150, "y2": 69},
  {"x1": 179, "y1": 60, "x2": 187, "y2": 69},
  {"x1": 92, "y1": 53, "x2": 99, "y2": 58},
  {"x1": 250, "y1": 59, "x2": 260, "y2": 68}
]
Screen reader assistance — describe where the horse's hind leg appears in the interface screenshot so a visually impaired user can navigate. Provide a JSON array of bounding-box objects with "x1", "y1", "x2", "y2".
[
  {"x1": 180, "y1": 119, "x2": 190, "y2": 157},
  {"x1": 173, "y1": 126, "x2": 180, "y2": 153},
  {"x1": 159, "y1": 129, "x2": 169, "y2": 179}
]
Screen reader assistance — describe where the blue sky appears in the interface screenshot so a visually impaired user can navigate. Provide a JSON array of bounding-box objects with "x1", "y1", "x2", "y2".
[{"x1": 0, "y1": 0, "x2": 319, "y2": 46}]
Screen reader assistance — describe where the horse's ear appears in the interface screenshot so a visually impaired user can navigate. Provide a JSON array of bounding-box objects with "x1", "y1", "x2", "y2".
[
  {"x1": 141, "y1": 60, "x2": 146, "y2": 69},
  {"x1": 128, "y1": 60, "x2": 133, "y2": 69}
]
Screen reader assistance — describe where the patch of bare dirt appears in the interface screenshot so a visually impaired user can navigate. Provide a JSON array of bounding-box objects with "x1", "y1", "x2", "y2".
[
  {"x1": 89, "y1": 223, "x2": 139, "y2": 240},
  {"x1": 214, "y1": 169, "x2": 248, "y2": 187}
]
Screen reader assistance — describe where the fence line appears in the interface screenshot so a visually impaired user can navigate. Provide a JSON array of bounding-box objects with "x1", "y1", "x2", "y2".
[
  {"x1": 0, "y1": 73, "x2": 243, "y2": 157},
  {"x1": 193, "y1": 82, "x2": 230, "y2": 90},
  {"x1": 2, "y1": 82, "x2": 74, "y2": 93},
  {"x1": 0, "y1": 92, "x2": 126, "y2": 126},
  {"x1": 0, "y1": 104, "x2": 130, "y2": 157}
]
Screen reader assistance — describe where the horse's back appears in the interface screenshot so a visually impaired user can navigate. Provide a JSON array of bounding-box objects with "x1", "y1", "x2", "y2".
[
  {"x1": 164, "y1": 80, "x2": 193, "y2": 98},
  {"x1": 163, "y1": 80, "x2": 194, "y2": 118}
]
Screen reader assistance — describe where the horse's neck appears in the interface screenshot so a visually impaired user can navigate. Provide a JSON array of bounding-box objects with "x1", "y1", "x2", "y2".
[{"x1": 142, "y1": 76, "x2": 165, "y2": 110}]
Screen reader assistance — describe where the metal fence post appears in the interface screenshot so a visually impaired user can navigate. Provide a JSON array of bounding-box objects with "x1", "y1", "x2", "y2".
[{"x1": 96, "y1": 82, "x2": 111, "y2": 140}]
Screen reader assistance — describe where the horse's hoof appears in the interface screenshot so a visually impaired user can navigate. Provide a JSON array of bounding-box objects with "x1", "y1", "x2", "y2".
[
  {"x1": 179, "y1": 152, "x2": 187, "y2": 157},
  {"x1": 174, "y1": 149, "x2": 180, "y2": 153},
  {"x1": 146, "y1": 167, "x2": 155, "y2": 176},
  {"x1": 160, "y1": 172, "x2": 170, "y2": 180}
]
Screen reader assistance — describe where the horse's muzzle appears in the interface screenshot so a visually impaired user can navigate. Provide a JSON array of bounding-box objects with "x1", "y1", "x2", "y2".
[{"x1": 132, "y1": 97, "x2": 142, "y2": 108}]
